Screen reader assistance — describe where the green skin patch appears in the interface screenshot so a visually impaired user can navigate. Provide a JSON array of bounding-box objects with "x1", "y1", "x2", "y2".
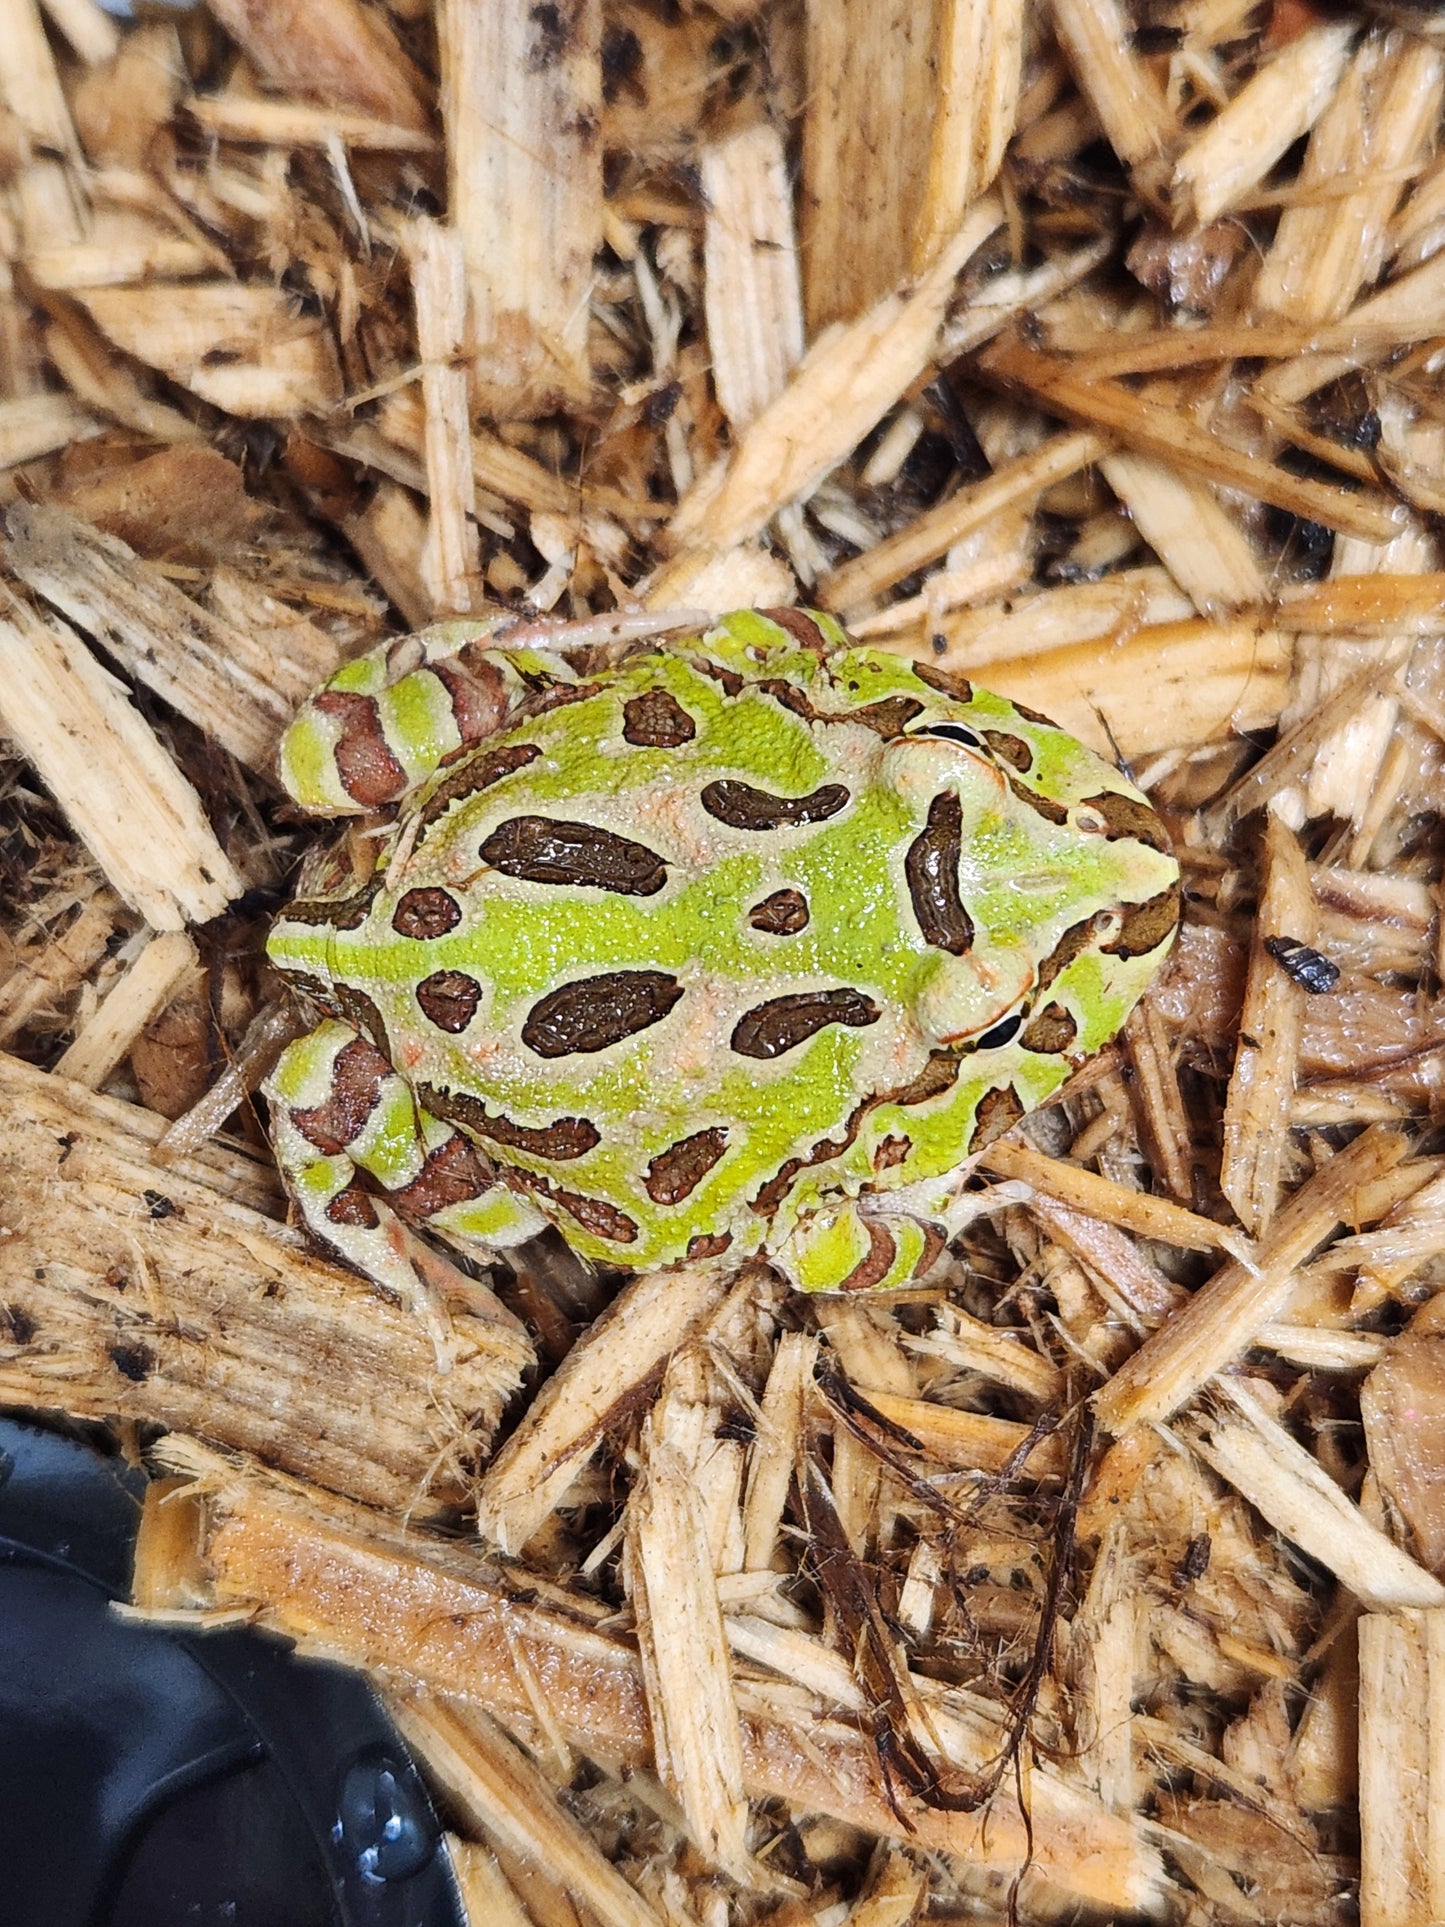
[{"x1": 267, "y1": 611, "x2": 1180, "y2": 1286}]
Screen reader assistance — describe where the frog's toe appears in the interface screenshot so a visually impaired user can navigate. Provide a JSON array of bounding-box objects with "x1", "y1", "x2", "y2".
[{"x1": 772, "y1": 1198, "x2": 945, "y2": 1294}]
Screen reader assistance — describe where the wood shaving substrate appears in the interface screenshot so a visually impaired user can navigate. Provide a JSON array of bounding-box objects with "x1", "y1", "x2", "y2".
[{"x1": 4, "y1": 0, "x2": 1445, "y2": 1919}]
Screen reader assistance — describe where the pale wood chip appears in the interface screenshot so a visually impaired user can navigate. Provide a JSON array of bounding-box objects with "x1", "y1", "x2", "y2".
[
  {"x1": 741, "y1": 1329, "x2": 818, "y2": 1573},
  {"x1": 1362, "y1": 1326, "x2": 1445, "y2": 1573},
  {"x1": 0, "y1": 391, "x2": 101, "y2": 469},
  {"x1": 443, "y1": 1840, "x2": 533, "y2": 1927},
  {"x1": 406, "y1": 219, "x2": 479, "y2": 617},
  {"x1": 41, "y1": 0, "x2": 120, "y2": 67},
  {"x1": 847, "y1": 1387, "x2": 1066, "y2": 1477},
  {"x1": 915, "y1": 0, "x2": 1024, "y2": 265},
  {"x1": 1097, "y1": 451, "x2": 1265, "y2": 614},
  {"x1": 1094, "y1": 1128, "x2": 1409, "y2": 1434},
  {"x1": 844, "y1": 1848, "x2": 929, "y2": 1926},
  {"x1": 0, "y1": 600, "x2": 244, "y2": 929},
  {"x1": 0, "y1": 0, "x2": 84, "y2": 250},
  {"x1": 1121, "y1": 995, "x2": 1194, "y2": 1204},
  {"x1": 52, "y1": 927, "x2": 198, "y2": 1088},
  {"x1": 205, "y1": 0, "x2": 427, "y2": 130},
  {"x1": 1022, "y1": 1189, "x2": 1186, "y2": 1328},
  {"x1": 980, "y1": 1136, "x2": 1234, "y2": 1251},
  {"x1": 1358, "y1": 1608, "x2": 1445, "y2": 1927},
  {"x1": 441, "y1": 0, "x2": 600, "y2": 415},
  {"x1": 0, "y1": 1052, "x2": 531, "y2": 1509},
  {"x1": 0, "y1": 890, "x2": 121, "y2": 1047},
  {"x1": 1070, "y1": 1521, "x2": 1142, "y2": 1811},
  {"x1": 700, "y1": 122, "x2": 804, "y2": 433},
  {"x1": 187, "y1": 92, "x2": 437, "y2": 152},
  {"x1": 1049, "y1": 0, "x2": 1176, "y2": 170}
]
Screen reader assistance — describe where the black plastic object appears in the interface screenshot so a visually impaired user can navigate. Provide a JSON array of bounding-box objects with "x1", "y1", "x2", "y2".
[{"x1": 0, "y1": 1415, "x2": 467, "y2": 1927}]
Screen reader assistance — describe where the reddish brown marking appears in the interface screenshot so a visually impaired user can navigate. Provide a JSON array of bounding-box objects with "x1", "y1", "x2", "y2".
[
  {"x1": 731, "y1": 987, "x2": 879, "y2": 1060},
  {"x1": 433, "y1": 651, "x2": 508, "y2": 743},
  {"x1": 759, "y1": 606, "x2": 830, "y2": 652},
  {"x1": 1008, "y1": 697, "x2": 1059, "y2": 727},
  {"x1": 851, "y1": 696, "x2": 924, "y2": 737},
  {"x1": 1079, "y1": 788, "x2": 1172, "y2": 852},
  {"x1": 551, "y1": 1184, "x2": 638, "y2": 1243},
  {"x1": 523, "y1": 970, "x2": 682, "y2": 1057},
  {"x1": 1035, "y1": 917, "x2": 1095, "y2": 996},
  {"x1": 686, "y1": 1231, "x2": 733, "y2": 1260},
  {"x1": 838, "y1": 1220, "x2": 898, "y2": 1292},
  {"x1": 905, "y1": 792, "x2": 974, "y2": 955},
  {"x1": 325, "y1": 1181, "x2": 380, "y2": 1228},
  {"x1": 911, "y1": 663, "x2": 975, "y2": 702},
  {"x1": 392, "y1": 887, "x2": 462, "y2": 939},
  {"x1": 330, "y1": 984, "x2": 392, "y2": 1060},
  {"x1": 414, "y1": 1082, "x2": 600, "y2": 1160},
  {"x1": 645, "y1": 1127, "x2": 728, "y2": 1205},
  {"x1": 291, "y1": 1036, "x2": 391, "y2": 1154},
  {"x1": 482, "y1": 816, "x2": 668, "y2": 895},
  {"x1": 1103, "y1": 884, "x2": 1181, "y2": 959},
  {"x1": 886, "y1": 1052, "x2": 962, "y2": 1106},
  {"x1": 874, "y1": 1134, "x2": 911, "y2": 1170},
  {"x1": 748, "y1": 888, "x2": 810, "y2": 935},
  {"x1": 1020, "y1": 1002, "x2": 1077, "y2": 1053},
  {"x1": 972, "y1": 1083, "x2": 1025, "y2": 1147},
  {"x1": 390, "y1": 1133, "x2": 495, "y2": 1221},
  {"x1": 1008, "y1": 774, "x2": 1069, "y2": 825},
  {"x1": 912, "y1": 1223, "x2": 947, "y2": 1278},
  {"x1": 623, "y1": 690, "x2": 696, "y2": 746},
  {"x1": 416, "y1": 969, "x2": 481, "y2": 1033},
  {"x1": 280, "y1": 878, "x2": 380, "y2": 931},
  {"x1": 418, "y1": 742, "x2": 541, "y2": 827},
  {"x1": 701, "y1": 779, "x2": 849, "y2": 831},
  {"x1": 756, "y1": 676, "x2": 817, "y2": 719},
  {"x1": 983, "y1": 729, "x2": 1032, "y2": 772},
  {"x1": 312, "y1": 690, "x2": 408, "y2": 807}
]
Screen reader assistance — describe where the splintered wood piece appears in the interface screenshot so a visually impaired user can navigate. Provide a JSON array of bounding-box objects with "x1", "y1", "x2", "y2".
[
  {"x1": 1171, "y1": 23, "x2": 1356, "y2": 228},
  {"x1": 1183, "y1": 1385, "x2": 1445, "y2": 1611},
  {"x1": 1070, "y1": 1523, "x2": 1141, "y2": 1812},
  {"x1": 52, "y1": 928, "x2": 198, "y2": 1088},
  {"x1": 1359, "y1": 1609, "x2": 1445, "y2": 1927},
  {"x1": 3, "y1": 503, "x2": 313, "y2": 768},
  {"x1": 406, "y1": 220, "x2": 479, "y2": 617},
  {"x1": 205, "y1": 0, "x2": 427, "y2": 130},
  {"x1": 846, "y1": 1851, "x2": 929, "y2": 1927},
  {"x1": 0, "y1": 602, "x2": 244, "y2": 929},
  {"x1": 667, "y1": 199, "x2": 1000, "y2": 562},
  {"x1": 800, "y1": 0, "x2": 940, "y2": 329},
  {"x1": 981, "y1": 334, "x2": 1405, "y2": 541},
  {"x1": 915, "y1": 0, "x2": 1024, "y2": 266},
  {"x1": 1048, "y1": 0, "x2": 1175, "y2": 171},
  {"x1": 176, "y1": 1451, "x2": 1167, "y2": 1909},
  {"x1": 847, "y1": 1387, "x2": 1066, "y2": 1476},
  {"x1": 0, "y1": 891, "x2": 120, "y2": 1047},
  {"x1": 1121, "y1": 995, "x2": 1194, "y2": 1205},
  {"x1": 1254, "y1": 30, "x2": 1444, "y2": 325},
  {"x1": 1361, "y1": 1320, "x2": 1445, "y2": 1569},
  {"x1": 700, "y1": 123, "x2": 804, "y2": 433},
  {"x1": 441, "y1": 0, "x2": 600, "y2": 414},
  {"x1": 186, "y1": 93, "x2": 438, "y2": 152},
  {"x1": 1022, "y1": 1190, "x2": 1186, "y2": 1327},
  {"x1": 475, "y1": 1265, "x2": 732, "y2": 1554},
  {"x1": 628, "y1": 1428, "x2": 751, "y2": 1876},
  {"x1": 741, "y1": 1329, "x2": 818, "y2": 1573},
  {"x1": 0, "y1": 392, "x2": 101, "y2": 469},
  {"x1": 389, "y1": 1697, "x2": 666, "y2": 1927},
  {"x1": 819, "y1": 428, "x2": 1105, "y2": 617},
  {"x1": 1097, "y1": 452, "x2": 1265, "y2": 614},
  {"x1": 75, "y1": 282, "x2": 344, "y2": 418},
  {"x1": 1220, "y1": 813, "x2": 1315, "y2": 1236},
  {"x1": 1094, "y1": 1129, "x2": 1409, "y2": 1434},
  {"x1": 877, "y1": 564, "x2": 1190, "y2": 657},
  {"x1": 979, "y1": 1136, "x2": 1235, "y2": 1251},
  {"x1": 0, "y1": 1052, "x2": 531, "y2": 1509},
  {"x1": 0, "y1": 0, "x2": 84, "y2": 250}
]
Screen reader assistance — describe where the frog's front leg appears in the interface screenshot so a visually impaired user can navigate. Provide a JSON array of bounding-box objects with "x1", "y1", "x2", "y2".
[
  {"x1": 265, "y1": 1020, "x2": 545, "y2": 1327},
  {"x1": 771, "y1": 1197, "x2": 948, "y2": 1294}
]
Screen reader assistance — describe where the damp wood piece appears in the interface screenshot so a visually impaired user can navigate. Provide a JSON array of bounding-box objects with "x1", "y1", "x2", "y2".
[
  {"x1": 818, "y1": 428, "x2": 1106, "y2": 618},
  {"x1": 3, "y1": 503, "x2": 335, "y2": 769},
  {"x1": 700, "y1": 122, "x2": 804, "y2": 433},
  {"x1": 0, "y1": 602, "x2": 244, "y2": 930},
  {"x1": 73, "y1": 282, "x2": 344, "y2": 420},
  {"x1": 800, "y1": 0, "x2": 941, "y2": 329},
  {"x1": 440, "y1": 0, "x2": 601, "y2": 415},
  {"x1": 627, "y1": 1425, "x2": 751, "y2": 1876},
  {"x1": 1220, "y1": 813, "x2": 1316, "y2": 1237},
  {"x1": 0, "y1": 1053, "x2": 531, "y2": 1509},
  {"x1": 1253, "y1": 30, "x2": 1444, "y2": 324},
  {"x1": 204, "y1": 0, "x2": 427, "y2": 129},
  {"x1": 166, "y1": 1446, "x2": 1168, "y2": 1911},
  {"x1": 389, "y1": 1697, "x2": 666, "y2": 1927},
  {"x1": 475, "y1": 1264, "x2": 734, "y2": 1555},
  {"x1": 915, "y1": 0, "x2": 1024, "y2": 266},
  {"x1": 52, "y1": 928, "x2": 198, "y2": 1089},
  {"x1": 661, "y1": 198, "x2": 1001, "y2": 569},
  {"x1": 1183, "y1": 1385, "x2": 1445, "y2": 1611},
  {"x1": 1096, "y1": 452, "x2": 1265, "y2": 614},
  {"x1": 1359, "y1": 1609, "x2": 1445, "y2": 1927},
  {"x1": 1093, "y1": 1128, "x2": 1412, "y2": 1434},
  {"x1": 979, "y1": 1136, "x2": 1234, "y2": 1251},
  {"x1": 406, "y1": 219, "x2": 479, "y2": 617},
  {"x1": 1048, "y1": 0, "x2": 1176, "y2": 175},
  {"x1": 1170, "y1": 21, "x2": 1357, "y2": 228}
]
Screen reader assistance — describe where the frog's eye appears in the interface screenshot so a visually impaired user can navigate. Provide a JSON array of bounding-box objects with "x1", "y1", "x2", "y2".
[
  {"x1": 915, "y1": 721, "x2": 984, "y2": 751},
  {"x1": 974, "y1": 1012, "x2": 1022, "y2": 1050}
]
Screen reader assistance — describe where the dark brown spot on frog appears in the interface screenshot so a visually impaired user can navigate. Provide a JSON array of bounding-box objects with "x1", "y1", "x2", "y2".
[
  {"x1": 874, "y1": 1134, "x2": 911, "y2": 1170},
  {"x1": 1007, "y1": 774, "x2": 1069, "y2": 825},
  {"x1": 414, "y1": 1082, "x2": 600, "y2": 1160},
  {"x1": 887, "y1": 1050, "x2": 963, "y2": 1106},
  {"x1": 431, "y1": 651, "x2": 509, "y2": 746},
  {"x1": 419, "y1": 742, "x2": 541, "y2": 828},
  {"x1": 1034, "y1": 918, "x2": 1095, "y2": 997},
  {"x1": 687, "y1": 1231, "x2": 732, "y2": 1260},
  {"x1": 1078, "y1": 788, "x2": 1172, "y2": 852},
  {"x1": 326, "y1": 1180, "x2": 380, "y2": 1228},
  {"x1": 750, "y1": 1102, "x2": 871, "y2": 1215},
  {"x1": 851, "y1": 695, "x2": 925, "y2": 737},
  {"x1": 645, "y1": 1126, "x2": 728, "y2": 1205},
  {"x1": 1009, "y1": 697, "x2": 1060, "y2": 727},
  {"x1": 523, "y1": 969, "x2": 683, "y2": 1057},
  {"x1": 984, "y1": 729, "x2": 1032, "y2": 772},
  {"x1": 312, "y1": 690, "x2": 407, "y2": 808},
  {"x1": 1102, "y1": 883, "x2": 1181, "y2": 959},
  {"x1": 905, "y1": 792, "x2": 974, "y2": 956},
  {"x1": 392, "y1": 887, "x2": 462, "y2": 939},
  {"x1": 837, "y1": 1220, "x2": 898, "y2": 1292},
  {"x1": 701, "y1": 779, "x2": 849, "y2": 831},
  {"x1": 391, "y1": 1133, "x2": 495, "y2": 1220},
  {"x1": 482, "y1": 816, "x2": 668, "y2": 895},
  {"x1": 623, "y1": 690, "x2": 696, "y2": 747},
  {"x1": 1020, "y1": 1002, "x2": 1078, "y2": 1053},
  {"x1": 759, "y1": 606, "x2": 830, "y2": 652},
  {"x1": 756, "y1": 676, "x2": 817, "y2": 719},
  {"x1": 281, "y1": 876, "x2": 381, "y2": 931},
  {"x1": 731, "y1": 987, "x2": 880, "y2": 1060},
  {"x1": 911, "y1": 662, "x2": 974, "y2": 702},
  {"x1": 972, "y1": 1083, "x2": 1025, "y2": 1147},
  {"x1": 514, "y1": 1168, "x2": 638, "y2": 1243},
  {"x1": 748, "y1": 888, "x2": 810, "y2": 935},
  {"x1": 416, "y1": 969, "x2": 481, "y2": 1033},
  {"x1": 291, "y1": 1035, "x2": 391, "y2": 1153},
  {"x1": 330, "y1": 984, "x2": 392, "y2": 1060}
]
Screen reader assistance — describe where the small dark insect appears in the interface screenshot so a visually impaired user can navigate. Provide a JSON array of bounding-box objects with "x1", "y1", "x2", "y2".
[{"x1": 1264, "y1": 936, "x2": 1340, "y2": 994}]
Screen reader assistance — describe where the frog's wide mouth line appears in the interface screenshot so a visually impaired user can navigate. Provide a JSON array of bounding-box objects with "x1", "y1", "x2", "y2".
[{"x1": 0, "y1": 2, "x2": 1433, "y2": 1921}]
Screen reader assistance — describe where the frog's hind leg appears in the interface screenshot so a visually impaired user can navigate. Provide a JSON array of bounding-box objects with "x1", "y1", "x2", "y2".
[
  {"x1": 771, "y1": 1197, "x2": 948, "y2": 1295},
  {"x1": 265, "y1": 1020, "x2": 544, "y2": 1340}
]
